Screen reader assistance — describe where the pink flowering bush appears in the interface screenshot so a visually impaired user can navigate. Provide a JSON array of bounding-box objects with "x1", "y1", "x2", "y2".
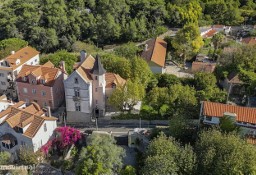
[{"x1": 41, "y1": 127, "x2": 81, "y2": 155}]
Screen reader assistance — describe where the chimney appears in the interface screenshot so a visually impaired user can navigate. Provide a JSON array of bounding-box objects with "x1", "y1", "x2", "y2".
[
  {"x1": 144, "y1": 44, "x2": 148, "y2": 51},
  {"x1": 46, "y1": 106, "x2": 51, "y2": 117},
  {"x1": 60, "y1": 61, "x2": 66, "y2": 73},
  {"x1": 11, "y1": 51, "x2": 15, "y2": 55},
  {"x1": 80, "y1": 50, "x2": 87, "y2": 63}
]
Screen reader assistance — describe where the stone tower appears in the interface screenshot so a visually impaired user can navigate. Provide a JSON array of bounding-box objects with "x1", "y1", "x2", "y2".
[{"x1": 90, "y1": 55, "x2": 106, "y2": 117}]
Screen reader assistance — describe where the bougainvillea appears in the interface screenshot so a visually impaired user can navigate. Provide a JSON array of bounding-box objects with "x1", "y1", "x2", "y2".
[
  {"x1": 55, "y1": 126, "x2": 81, "y2": 149},
  {"x1": 41, "y1": 127, "x2": 81, "y2": 155}
]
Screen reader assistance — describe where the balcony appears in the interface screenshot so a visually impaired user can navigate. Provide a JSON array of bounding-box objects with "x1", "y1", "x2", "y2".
[{"x1": 73, "y1": 96, "x2": 80, "y2": 101}]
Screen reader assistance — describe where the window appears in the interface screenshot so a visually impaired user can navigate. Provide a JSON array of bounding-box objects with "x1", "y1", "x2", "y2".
[
  {"x1": 44, "y1": 123, "x2": 47, "y2": 132},
  {"x1": 112, "y1": 83, "x2": 116, "y2": 89},
  {"x1": 41, "y1": 79, "x2": 45, "y2": 84},
  {"x1": 43, "y1": 102, "x2": 47, "y2": 107},
  {"x1": 205, "y1": 116, "x2": 212, "y2": 121},
  {"x1": 22, "y1": 76, "x2": 27, "y2": 82},
  {"x1": 74, "y1": 88, "x2": 80, "y2": 97},
  {"x1": 95, "y1": 88, "x2": 97, "y2": 92},
  {"x1": 31, "y1": 79, "x2": 36, "y2": 84},
  {"x1": 41, "y1": 91, "x2": 46, "y2": 96},
  {"x1": 74, "y1": 78, "x2": 78, "y2": 84},
  {"x1": 96, "y1": 100, "x2": 98, "y2": 104},
  {"x1": 32, "y1": 89, "x2": 36, "y2": 94},
  {"x1": 95, "y1": 76, "x2": 98, "y2": 80},
  {"x1": 23, "y1": 88, "x2": 28, "y2": 93},
  {"x1": 0, "y1": 73, "x2": 4, "y2": 77},
  {"x1": 1, "y1": 81, "x2": 6, "y2": 85},
  {"x1": 35, "y1": 59, "x2": 37, "y2": 62},
  {"x1": 75, "y1": 102, "x2": 81, "y2": 111}
]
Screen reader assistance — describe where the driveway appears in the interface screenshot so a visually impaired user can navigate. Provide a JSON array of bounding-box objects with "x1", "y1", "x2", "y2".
[{"x1": 165, "y1": 65, "x2": 194, "y2": 78}]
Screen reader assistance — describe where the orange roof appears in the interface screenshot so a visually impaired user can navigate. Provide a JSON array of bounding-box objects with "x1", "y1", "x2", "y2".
[
  {"x1": 241, "y1": 37, "x2": 256, "y2": 45},
  {"x1": 192, "y1": 62, "x2": 216, "y2": 73},
  {"x1": 203, "y1": 101, "x2": 256, "y2": 124},
  {"x1": 202, "y1": 29, "x2": 217, "y2": 38},
  {"x1": 212, "y1": 25, "x2": 225, "y2": 28},
  {"x1": 141, "y1": 38, "x2": 167, "y2": 67},
  {"x1": 105, "y1": 73, "x2": 126, "y2": 88},
  {"x1": 76, "y1": 55, "x2": 95, "y2": 82},
  {"x1": 16, "y1": 63, "x2": 60, "y2": 87},
  {"x1": 0, "y1": 102, "x2": 57, "y2": 138},
  {"x1": 4, "y1": 46, "x2": 39, "y2": 70}
]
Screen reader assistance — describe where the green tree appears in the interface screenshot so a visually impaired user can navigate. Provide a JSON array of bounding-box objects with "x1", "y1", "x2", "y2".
[
  {"x1": 0, "y1": 38, "x2": 28, "y2": 59},
  {"x1": 130, "y1": 57, "x2": 152, "y2": 86},
  {"x1": 76, "y1": 134, "x2": 125, "y2": 175},
  {"x1": 212, "y1": 32, "x2": 225, "y2": 53},
  {"x1": 156, "y1": 73, "x2": 180, "y2": 87},
  {"x1": 172, "y1": 24, "x2": 204, "y2": 65},
  {"x1": 195, "y1": 129, "x2": 256, "y2": 175},
  {"x1": 147, "y1": 87, "x2": 169, "y2": 115},
  {"x1": 141, "y1": 133, "x2": 196, "y2": 175},
  {"x1": 194, "y1": 72, "x2": 217, "y2": 91},
  {"x1": 0, "y1": 151, "x2": 11, "y2": 165},
  {"x1": 71, "y1": 41, "x2": 99, "y2": 54},
  {"x1": 18, "y1": 146, "x2": 42, "y2": 165},
  {"x1": 114, "y1": 42, "x2": 140, "y2": 59},
  {"x1": 120, "y1": 165, "x2": 136, "y2": 175},
  {"x1": 219, "y1": 115, "x2": 241, "y2": 133},
  {"x1": 40, "y1": 50, "x2": 78, "y2": 74},
  {"x1": 109, "y1": 80, "x2": 145, "y2": 112},
  {"x1": 101, "y1": 53, "x2": 132, "y2": 79}
]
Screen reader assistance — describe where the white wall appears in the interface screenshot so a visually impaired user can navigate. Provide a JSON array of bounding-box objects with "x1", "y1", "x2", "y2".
[
  {"x1": 203, "y1": 116, "x2": 220, "y2": 125},
  {"x1": 32, "y1": 120, "x2": 57, "y2": 152}
]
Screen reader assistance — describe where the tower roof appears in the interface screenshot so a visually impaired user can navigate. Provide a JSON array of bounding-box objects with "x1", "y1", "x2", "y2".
[{"x1": 90, "y1": 55, "x2": 106, "y2": 75}]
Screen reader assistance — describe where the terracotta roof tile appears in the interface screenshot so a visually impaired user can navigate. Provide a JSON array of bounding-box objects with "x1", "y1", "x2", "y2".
[
  {"x1": 203, "y1": 101, "x2": 256, "y2": 124},
  {"x1": 16, "y1": 64, "x2": 60, "y2": 87},
  {"x1": 202, "y1": 29, "x2": 217, "y2": 38},
  {"x1": 227, "y1": 72, "x2": 243, "y2": 84},
  {"x1": 141, "y1": 38, "x2": 167, "y2": 67},
  {"x1": 105, "y1": 73, "x2": 126, "y2": 88},
  {"x1": 192, "y1": 62, "x2": 216, "y2": 73},
  {"x1": 4, "y1": 46, "x2": 39, "y2": 70},
  {"x1": 0, "y1": 102, "x2": 57, "y2": 138},
  {"x1": 241, "y1": 37, "x2": 256, "y2": 45}
]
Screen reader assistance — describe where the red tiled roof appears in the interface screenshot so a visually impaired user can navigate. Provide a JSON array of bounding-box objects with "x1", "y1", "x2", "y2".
[
  {"x1": 0, "y1": 102, "x2": 57, "y2": 138},
  {"x1": 203, "y1": 29, "x2": 217, "y2": 38},
  {"x1": 16, "y1": 63, "x2": 60, "y2": 87},
  {"x1": 105, "y1": 73, "x2": 126, "y2": 88},
  {"x1": 192, "y1": 62, "x2": 216, "y2": 73},
  {"x1": 203, "y1": 101, "x2": 256, "y2": 124},
  {"x1": 4, "y1": 46, "x2": 39, "y2": 70},
  {"x1": 141, "y1": 38, "x2": 167, "y2": 67},
  {"x1": 241, "y1": 37, "x2": 256, "y2": 45}
]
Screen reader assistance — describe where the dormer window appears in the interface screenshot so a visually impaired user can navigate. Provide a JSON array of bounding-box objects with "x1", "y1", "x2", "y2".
[
  {"x1": 22, "y1": 76, "x2": 27, "y2": 82},
  {"x1": 41, "y1": 79, "x2": 46, "y2": 84},
  {"x1": 16, "y1": 59, "x2": 20, "y2": 65},
  {"x1": 74, "y1": 78, "x2": 78, "y2": 84},
  {"x1": 112, "y1": 83, "x2": 116, "y2": 89},
  {"x1": 31, "y1": 79, "x2": 36, "y2": 84}
]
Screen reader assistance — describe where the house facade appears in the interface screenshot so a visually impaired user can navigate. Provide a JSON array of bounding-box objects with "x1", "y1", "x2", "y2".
[
  {"x1": 200, "y1": 101, "x2": 256, "y2": 136},
  {"x1": 0, "y1": 95, "x2": 14, "y2": 112},
  {"x1": 141, "y1": 38, "x2": 167, "y2": 74},
  {"x1": 16, "y1": 61, "x2": 66, "y2": 110},
  {"x1": 0, "y1": 101, "x2": 57, "y2": 158},
  {"x1": 64, "y1": 52, "x2": 126, "y2": 123},
  {"x1": 222, "y1": 72, "x2": 245, "y2": 96},
  {"x1": 0, "y1": 47, "x2": 40, "y2": 99}
]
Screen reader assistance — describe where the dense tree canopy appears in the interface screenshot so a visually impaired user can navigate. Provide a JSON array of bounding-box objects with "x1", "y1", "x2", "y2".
[
  {"x1": 0, "y1": 38, "x2": 28, "y2": 59},
  {"x1": 76, "y1": 134, "x2": 125, "y2": 175},
  {"x1": 0, "y1": 0, "x2": 253, "y2": 52},
  {"x1": 195, "y1": 130, "x2": 256, "y2": 175}
]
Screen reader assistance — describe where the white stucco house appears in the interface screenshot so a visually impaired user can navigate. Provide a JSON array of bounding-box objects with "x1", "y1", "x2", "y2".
[
  {"x1": 141, "y1": 38, "x2": 167, "y2": 74},
  {"x1": 0, "y1": 95, "x2": 14, "y2": 112},
  {"x1": 0, "y1": 46, "x2": 40, "y2": 99},
  {"x1": 0, "y1": 101, "x2": 57, "y2": 159},
  {"x1": 64, "y1": 52, "x2": 126, "y2": 123}
]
